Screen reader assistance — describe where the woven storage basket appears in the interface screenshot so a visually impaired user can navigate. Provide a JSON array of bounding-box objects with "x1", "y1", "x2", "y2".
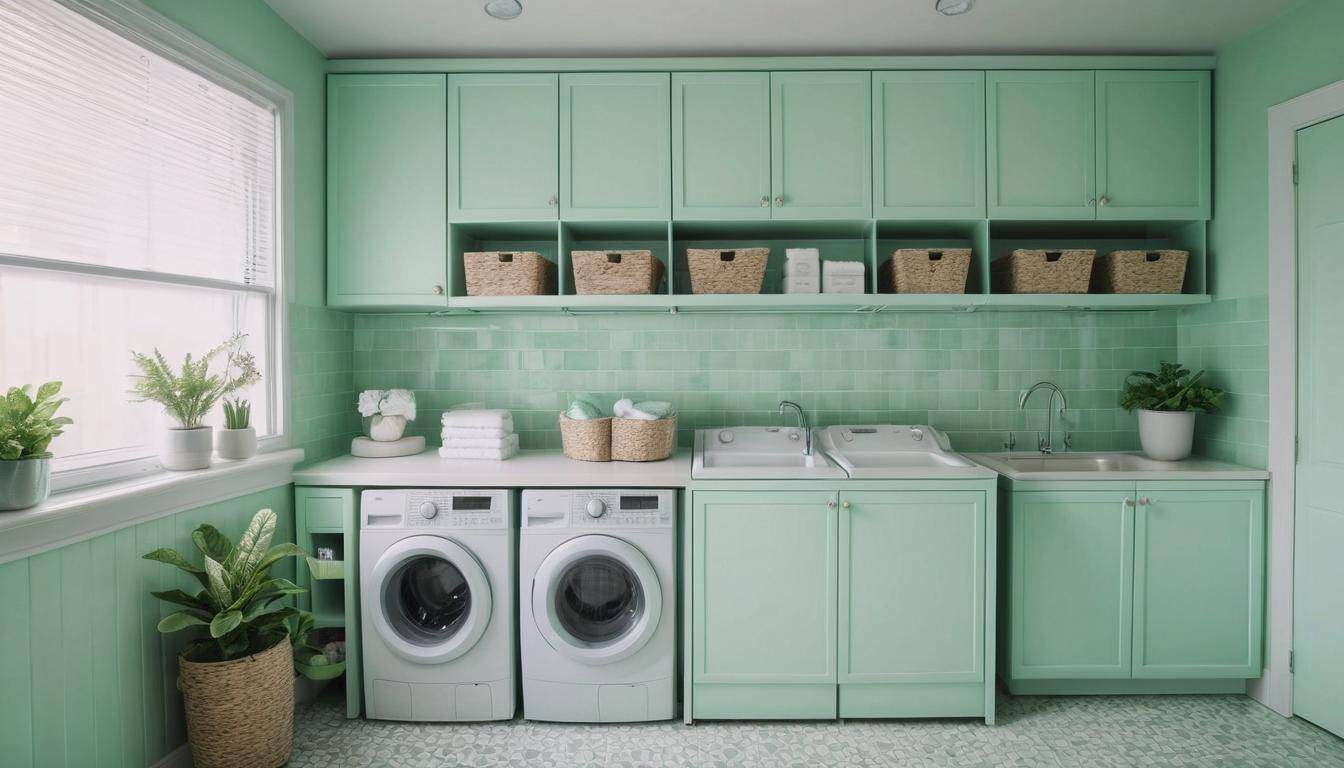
[
  {"x1": 571, "y1": 250, "x2": 665, "y2": 295},
  {"x1": 686, "y1": 248, "x2": 768, "y2": 294},
  {"x1": 178, "y1": 635, "x2": 293, "y2": 768},
  {"x1": 1092, "y1": 250, "x2": 1189, "y2": 294},
  {"x1": 879, "y1": 248, "x2": 972, "y2": 294},
  {"x1": 464, "y1": 251, "x2": 555, "y2": 296},
  {"x1": 611, "y1": 416, "x2": 677, "y2": 462},
  {"x1": 559, "y1": 415, "x2": 612, "y2": 462},
  {"x1": 992, "y1": 249, "x2": 1095, "y2": 293}
]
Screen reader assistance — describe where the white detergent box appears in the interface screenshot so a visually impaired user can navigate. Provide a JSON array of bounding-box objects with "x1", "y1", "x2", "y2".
[
  {"x1": 823, "y1": 274, "x2": 866, "y2": 294},
  {"x1": 782, "y1": 275, "x2": 820, "y2": 294},
  {"x1": 783, "y1": 258, "x2": 819, "y2": 277},
  {"x1": 822, "y1": 260, "x2": 866, "y2": 277},
  {"x1": 785, "y1": 247, "x2": 820, "y2": 262}
]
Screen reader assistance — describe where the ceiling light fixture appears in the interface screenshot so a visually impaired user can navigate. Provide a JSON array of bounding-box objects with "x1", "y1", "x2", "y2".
[
  {"x1": 484, "y1": 0, "x2": 522, "y2": 20},
  {"x1": 935, "y1": 0, "x2": 974, "y2": 16}
]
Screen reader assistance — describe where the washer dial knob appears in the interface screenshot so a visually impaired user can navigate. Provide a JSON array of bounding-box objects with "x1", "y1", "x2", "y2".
[
  {"x1": 418, "y1": 501, "x2": 438, "y2": 520},
  {"x1": 586, "y1": 498, "x2": 607, "y2": 519}
]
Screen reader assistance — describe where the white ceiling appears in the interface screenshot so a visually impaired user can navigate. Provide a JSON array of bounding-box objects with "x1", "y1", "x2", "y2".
[{"x1": 263, "y1": 0, "x2": 1295, "y2": 60}]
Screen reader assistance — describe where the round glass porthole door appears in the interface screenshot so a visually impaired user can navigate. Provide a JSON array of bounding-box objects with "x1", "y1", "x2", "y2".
[
  {"x1": 532, "y1": 535, "x2": 661, "y2": 665},
  {"x1": 371, "y1": 535, "x2": 492, "y2": 664}
]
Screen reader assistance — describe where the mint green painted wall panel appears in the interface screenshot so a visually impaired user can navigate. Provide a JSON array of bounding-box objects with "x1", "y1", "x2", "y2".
[
  {"x1": 327, "y1": 74, "x2": 448, "y2": 309},
  {"x1": 1096, "y1": 71, "x2": 1210, "y2": 220},
  {"x1": 29, "y1": 552, "x2": 65, "y2": 766},
  {"x1": 61, "y1": 543, "x2": 95, "y2": 767},
  {"x1": 0, "y1": 561, "x2": 33, "y2": 766},
  {"x1": 872, "y1": 71, "x2": 985, "y2": 219},
  {"x1": 560, "y1": 73, "x2": 671, "y2": 220},
  {"x1": 672, "y1": 72, "x2": 771, "y2": 220},
  {"x1": 1132, "y1": 488, "x2": 1263, "y2": 678},
  {"x1": 770, "y1": 71, "x2": 872, "y2": 219},
  {"x1": 90, "y1": 535, "x2": 121, "y2": 767},
  {"x1": 988, "y1": 71, "x2": 1096, "y2": 220},
  {"x1": 448, "y1": 73, "x2": 558, "y2": 221}
]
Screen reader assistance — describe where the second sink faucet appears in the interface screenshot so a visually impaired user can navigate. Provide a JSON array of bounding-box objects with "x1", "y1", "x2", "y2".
[
  {"x1": 1019, "y1": 382, "x2": 1070, "y2": 455},
  {"x1": 777, "y1": 400, "x2": 812, "y2": 456}
]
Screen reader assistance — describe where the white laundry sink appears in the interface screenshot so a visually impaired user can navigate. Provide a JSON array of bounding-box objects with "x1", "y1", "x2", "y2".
[
  {"x1": 967, "y1": 451, "x2": 1270, "y2": 481},
  {"x1": 692, "y1": 427, "x2": 846, "y2": 480},
  {"x1": 815, "y1": 425, "x2": 994, "y2": 479}
]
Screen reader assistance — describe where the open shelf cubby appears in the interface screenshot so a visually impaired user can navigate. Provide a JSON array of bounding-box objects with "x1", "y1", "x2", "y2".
[
  {"x1": 874, "y1": 220, "x2": 991, "y2": 295},
  {"x1": 560, "y1": 220, "x2": 673, "y2": 296},
  {"x1": 306, "y1": 532, "x2": 346, "y2": 629},
  {"x1": 449, "y1": 221, "x2": 562, "y2": 308}
]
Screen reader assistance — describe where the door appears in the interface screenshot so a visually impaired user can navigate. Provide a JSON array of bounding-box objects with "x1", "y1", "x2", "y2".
[
  {"x1": 1132, "y1": 487, "x2": 1263, "y2": 678},
  {"x1": 839, "y1": 491, "x2": 985, "y2": 682},
  {"x1": 988, "y1": 70, "x2": 1096, "y2": 220},
  {"x1": 671, "y1": 72, "x2": 771, "y2": 220},
  {"x1": 770, "y1": 71, "x2": 872, "y2": 219},
  {"x1": 369, "y1": 534, "x2": 492, "y2": 664},
  {"x1": 327, "y1": 74, "x2": 448, "y2": 309},
  {"x1": 1294, "y1": 113, "x2": 1344, "y2": 737},
  {"x1": 447, "y1": 73, "x2": 558, "y2": 221},
  {"x1": 1010, "y1": 489, "x2": 1134, "y2": 678},
  {"x1": 1095, "y1": 71, "x2": 1210, "y2": 220},
  {"x1": 560, "y1": 73, "x2": 671, "y2": 220},
  {"x1": 872, "y1": 71, "x2": 986, "y2": 219}
]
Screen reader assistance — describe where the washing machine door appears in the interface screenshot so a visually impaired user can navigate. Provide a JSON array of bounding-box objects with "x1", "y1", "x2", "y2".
[
  {"x1": 370, "y1": 535, "x2": 492, "y2": 665},
  {"x1": 532, "y1": 534, "x2": 662, "y2": 665}
]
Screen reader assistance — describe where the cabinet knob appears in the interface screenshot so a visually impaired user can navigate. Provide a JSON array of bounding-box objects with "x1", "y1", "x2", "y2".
[
  {"x1": 1138, "y1": 496, "x2": 1151, "y2": 506},
  {"x1": 432, "y1": 284, "x2": 444, "y2": 295},
  {"x1": 1124, "y1": 497, "x2": 1135, "y2": 507},
  {"x1": 1087, "y1": 198, "x2": 1097, "y2": 207},
  {"x1": 1099, "y1": 195, "x2": 1111, "y2": 207},
  {"x1": 827, "y1": 499, "x2": 837, "y2": 509},
  {"x1": 842, "y1": 500, "x2": 850, "y2": 509},
  {"x1": 760, "y1": 196, "x2": 770, "y2": 208},
  {"x1": 548, "y1": 194, "x2": 558, "y2": 207},
  {"x1": 774, "y1": 195, "x2": 784, "y2": 207}
]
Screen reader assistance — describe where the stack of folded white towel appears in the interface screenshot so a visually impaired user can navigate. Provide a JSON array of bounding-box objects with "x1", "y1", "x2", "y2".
[{"x1": 438, "y1": 409, "x2": 519, "y2": 460}]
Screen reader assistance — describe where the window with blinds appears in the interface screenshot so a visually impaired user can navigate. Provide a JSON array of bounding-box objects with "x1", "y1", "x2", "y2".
[{"x1": 0, "y1": 0, "x2": 284, "y2": 483}]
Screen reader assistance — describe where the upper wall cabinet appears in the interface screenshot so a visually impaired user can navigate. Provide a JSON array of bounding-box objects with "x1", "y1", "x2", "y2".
[
  {"x1": 327, "y1": 74, "x2": 448, "y2": 309},
  {"x1": 771, "y1": 71, "x2": 873, "y2": 220},
  {"x1": 1095, "y1": 71, "x2": 1211, "y2": 220},
  {"x1": 988, "y1": 71, "x2": 1096, "y2": 220},
  {"x1": 448, "y1": 73, "x2": 559, "y2": 221},
  {"x1": 560, "y1": 73, "x2": 671, "y2": 220},
  {"x1": 872, "y1": 71, "x2": 986, "y2": 219},
  {"x1": 672, "y1": 72, "x2": 772, "y2": 220}
]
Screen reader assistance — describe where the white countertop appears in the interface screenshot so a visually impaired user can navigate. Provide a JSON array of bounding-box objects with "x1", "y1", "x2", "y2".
[
  {"x1": 967, "y1": 452, "x2": 1271, "y2": 482},
  {"x1": 293, "y1": 449, "x2": 692, "y2": 488}
]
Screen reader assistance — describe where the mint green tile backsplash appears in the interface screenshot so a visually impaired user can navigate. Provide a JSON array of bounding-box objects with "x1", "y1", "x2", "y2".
[
  {"x1": 353, "y1": 309, "x2": 1179, "y2": 454},
  {"x1": 291, "y1": 304, "x2": 361, "y2": 463},
  {"x1": 1177, "y1": 296, "x2": 1269, "y2": 468}
]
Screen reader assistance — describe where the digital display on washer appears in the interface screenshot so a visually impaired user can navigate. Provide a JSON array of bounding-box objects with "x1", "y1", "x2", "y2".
[
  {"x1": 452, "y1": 496, "x2": 493, "y2": 511},
  {"x1": 620, "y1": 495, "x2": 660, "y2": 511}
]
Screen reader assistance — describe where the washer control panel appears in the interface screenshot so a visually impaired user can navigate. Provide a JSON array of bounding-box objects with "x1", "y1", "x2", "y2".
[
  {"x1": 360, "y1": 489, "x2": 510, "y2": 530},
  {"x1": 522, "y1": 489, "x2": 675, "y2": 529}
]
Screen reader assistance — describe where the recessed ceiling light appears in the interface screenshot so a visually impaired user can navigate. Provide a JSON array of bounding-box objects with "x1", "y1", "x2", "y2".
[
  {"x1": 935, "y1": 0, "x2": 974, "y2": 16},
  {"x1": 484, "y1": 0, "x2": 522, "y2": 20}
]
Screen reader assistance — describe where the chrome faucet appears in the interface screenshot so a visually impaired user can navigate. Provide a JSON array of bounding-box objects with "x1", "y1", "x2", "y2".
[
  {"x1": 777, "y1": 400, "x2": 812, "y2": 456},
  {"x1": 1019, "y1": 382, "x2": 1069, "y2": 454}
]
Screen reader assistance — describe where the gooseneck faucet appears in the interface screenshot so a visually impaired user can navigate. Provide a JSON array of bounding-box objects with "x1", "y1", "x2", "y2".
[
  {"x1": 778, "y1": 400, "x2": 812, "y2": 456},
  {"x1": 1019, "y1": 382, "x2": 1069, "y2": 455}
]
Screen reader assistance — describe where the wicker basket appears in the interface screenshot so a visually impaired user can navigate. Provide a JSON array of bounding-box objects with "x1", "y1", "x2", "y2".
[
  {"x1": 559, "y1": 415, "x2": 612, "y2": 462},
  {"x1": 686, "y1": 248, "x2": 768, "y2": 294},
  {"x1": 879, "y1": 248, "x2": 972, "y2": 294},
  {"x1": 611, "y1": 416, "x2": 677, "y2": 462},
  {"x1": 992, "y1": 249, "x2": 1095, "y2": 294},
  {"x1": 464, "y1": 251, "x2": 555, "y2": 296},
  {"x1": 1092, "y1": 250, "x2": 1189, "y2": 294},
  {"x1": 178, "y1": 635, "x2": 293, "y2": 768},
  {"x1": 571, "y1": 250, "x2": 665, "y2": 295}
]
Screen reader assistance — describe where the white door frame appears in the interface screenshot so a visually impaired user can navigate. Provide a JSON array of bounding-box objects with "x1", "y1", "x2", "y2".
[{"x1": 1263, "y1": 77, "x2": 1344, "y2": 717}]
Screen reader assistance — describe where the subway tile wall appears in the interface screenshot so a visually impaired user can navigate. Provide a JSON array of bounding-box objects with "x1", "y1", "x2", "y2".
[
  {"x1": 290, "y1": 304, "x2": 360, "y2": 463},
  {"x1": 1177, "y1": 296, "x2": 1270, "y2": 468}
]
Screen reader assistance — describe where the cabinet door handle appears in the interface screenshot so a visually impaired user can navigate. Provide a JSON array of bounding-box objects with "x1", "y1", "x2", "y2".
[
  {"x1": 432, "y1": 284, "x2": 445, "y2": 295},
  {"x1": 760, "y1": 196, "x2": 770, "y2": 208},
  {"x1": 1124, "y1": 497, "x2": 1135, "y2": 507},
  {"x1": 548, "y1": 194, "x2": 558, "y2": 207},
  {"x1": 827, "y1": 499, "x2": 837, "y2": 509},
  {"x1": 1099, "y1": 195, "x2": 1111, "y2": 207},
  {"x1": 774, "y1": 195, "x2": 784, "y2": 207}
]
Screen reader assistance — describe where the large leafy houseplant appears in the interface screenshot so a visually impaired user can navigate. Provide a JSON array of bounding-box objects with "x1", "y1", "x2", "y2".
[
  {"x1": 0, "y1": 381, "x2": 73, "y2": 510},
  {"x1": 1120, "y1": 362, "x2": 1225, "y2": 461}
]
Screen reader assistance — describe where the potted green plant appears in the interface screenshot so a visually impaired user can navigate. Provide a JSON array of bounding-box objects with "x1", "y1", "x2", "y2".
[
  {"x1": 144, "y1": 508, "x2": 311, "y2": 768},
  {"x1": 1120, "y1": 362, "x2": 1225, "y2": 461},
  {"x1": 218, "y1": 398, "x2": 257, "y2": 460},
  {"x1": 0, "y1": 381, "x2": 72, "y2": 511},
  {"x1": 129, "y1": 334, "x2": 259, "y2": 470}
]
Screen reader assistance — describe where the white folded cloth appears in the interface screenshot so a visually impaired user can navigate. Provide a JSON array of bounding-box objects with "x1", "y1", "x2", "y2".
[
  {"x1": 785, "y1": 247, "x2": 820, "y2": 262},
  {"x1": 438, "y1": 443, "x2": 519, "y2": 461},
  {"x1": 822, "y1": 260, "x2": 866, "y2": 276},
  {"x1": 440, "y1": 433, "x2": 520, "y2": 451},
  {"x1": 823, "y1": 274, "x2": 866, "y2": 294},
  {"x1": 442, "y1": 409, "x2": 513, "y2": 431},
  {"x1": 441, "y1": 426, "x2": 512, "y2": 440},
  {"x1": 782, "y1": 275, "x2": 820, "y2": 294},
  {"x1": 783, "y1": 259, "x2": 819, "y2": 278}
]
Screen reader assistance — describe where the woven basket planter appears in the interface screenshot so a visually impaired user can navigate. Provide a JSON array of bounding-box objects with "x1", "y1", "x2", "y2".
[
  {"x1": 686, "y1": 248, "x2": 768, "y2": 294},
  {"x1": 879, "y1": 248, "x2": 972, "y2": 294},
  {"x1": 572, "y1": 250, "x2": 665, "y2": 295},
  {"x1": 559, "y1": 415, "x2": 612, "y2": 462},
  {"x1": 464, "y1": 251, "x2": 555, "y2": 296},
  {"x1": 992, "y1": 249, "x2": 1095, "y2": 294},
  {"x1": 178, "y1": 636, "x2": 293, "y2": 768},
  {"x1": 611, "y1": 416, "x2": 677, "y2": 462},
  {"x1": 1092, "y1": 250, "x2": 1189, "y2": 294}
]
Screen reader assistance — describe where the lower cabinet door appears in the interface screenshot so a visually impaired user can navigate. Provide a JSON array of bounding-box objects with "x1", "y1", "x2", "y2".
[{"x1": 1132, "y1": 487, "x2": 1264, "y2": 678}]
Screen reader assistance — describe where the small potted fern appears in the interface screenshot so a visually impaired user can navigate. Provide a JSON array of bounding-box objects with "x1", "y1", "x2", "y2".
[
  {"x1": 1120, "y1": 362, "x2": 1225, "y2": 461},
  {"x1": 218, "y1": 397, "x2": 257, "y2": 461},
  {"x1": 1, "y1": 381, "x2": 73, "y2": 511}
]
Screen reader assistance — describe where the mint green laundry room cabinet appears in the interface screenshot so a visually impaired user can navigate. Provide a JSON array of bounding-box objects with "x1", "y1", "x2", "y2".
[
  {"x1": 327, "y1": 74, "x2": 448, "y2": 309},
  {"x1": 872, "y1": 71, "x2": 986, "y2": 219},
  {"x1": 671, "y1": 72, "x2": 772, "y2": 220},
  {"x1": 770, "y1": 71, "x2": 872, "y2": 220},
  {"x1": 447, "y1": 73, "x2": 559, "y2": 221},
  {"x1": 560, "y1": 73, "x2": 671, "y2": 220},
  {"x1": 987, "y1": 70, "x2": 1097, "y2": 220}
]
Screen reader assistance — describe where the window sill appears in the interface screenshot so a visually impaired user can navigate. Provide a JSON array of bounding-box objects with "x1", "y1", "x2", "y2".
[{"x1": 0, "y1": 448, "x2": 303, "y2": 564}]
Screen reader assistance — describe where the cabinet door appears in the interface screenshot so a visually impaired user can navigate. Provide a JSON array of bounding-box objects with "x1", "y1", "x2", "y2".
[
  {"x1": 448, "y1": 73, "x2": 558, "y2": 221},
  {"x1": 1096, "y1": 71, "x2": 1211, "y2": 220},
  {"x1": 840, "y1": 491, "x2": 985, "y2": 683},
  {"x1": 770, "y1": 71, "x2": 872, "y2": 219},
  {"x1": 327, "y1": 74, "x2": 448, "y2": 309},
  {"x1": 988, "y1": 71, "x2": 1096, "y2": 220},
  {"x1": 672, "y1": 72, "x2": 771, "y2": 220},
  {"x1": 1132, "y1": 487, "x2": 1263, "y2": 678},
  {"x1": 294, "y1": 487, "x2": 362, "y2": 718},
  {"x1": 1010, "y1": 490, "x2": 1133, "y2": 678},
  {"x1": 872, "y1": 71, "x2": 986, "y2": 219},
  {"x1": 560, "y1": 73, "x2": 670, "y2": 220}
]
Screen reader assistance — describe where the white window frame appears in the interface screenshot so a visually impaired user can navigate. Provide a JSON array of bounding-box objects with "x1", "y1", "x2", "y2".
[{"x1": 5, "y1": 0, "x2": 295, "y2": 492}]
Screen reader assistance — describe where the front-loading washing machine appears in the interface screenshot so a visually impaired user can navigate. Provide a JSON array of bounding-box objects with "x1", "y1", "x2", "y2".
[
  {"x1": 519, "y1": 488, "x2": 676, "y2": 722},
  {"x1": 360, "y1": 488, "x2": 515, "y2": 721}
]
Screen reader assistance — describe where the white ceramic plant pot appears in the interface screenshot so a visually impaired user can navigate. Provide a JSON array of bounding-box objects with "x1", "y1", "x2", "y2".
[
  {"x1": 161, "y1": 426, "x2": 213, "y2": 471},
  {"x1": 1137, "y1": 409, "x2": 1196, "y2": 462},
  {"x1": 0, "y1": 457, "x2": 51, "y2": 511},
  {"x1": 368, "y1": 414, "x2": 407, "y2": 442},
  {"x1": 216, "y1": 427, "x2": 258, "y2": 461}
]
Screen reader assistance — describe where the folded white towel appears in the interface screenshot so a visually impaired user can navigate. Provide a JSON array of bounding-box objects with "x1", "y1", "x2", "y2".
[
  {"x1": 438, "y1": 443, "x2": 519, "y2": 461},
  {"x1": 441, "y1": 426, "x2": 513, "y2": 440},
  {"x1": 783, "y1": 259, "x2": 819, "y2": 278},
  {"x1": 786, "y1": 247, "x2": 820, "y2": 262},
  {"x1": 442, "y1": 409, "x2": 513, "y2": 430},
  {"x1": 782, "y1": 275, "x2": 820, "y2": 294},
  {"x1": 822, "y1": 260, "x2": 866, "y2": 276},
  {"x1": 440, "y1": 433, "x2": 520, "y2": 450}
]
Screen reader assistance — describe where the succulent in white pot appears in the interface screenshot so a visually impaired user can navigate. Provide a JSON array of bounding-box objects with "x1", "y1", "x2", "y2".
[
  {"x1": 217, "y1": 398, "x2": 258, "y2": 461},
  {"x1": 0, "y1": 381, "x2": 73, "y2": 511},
  {"x1": 1120, "y1": 362, "x2": 1226, "y2": 462},
  {"x1": 357, "y1": 388, "x2": 417, "y2": 442}
]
